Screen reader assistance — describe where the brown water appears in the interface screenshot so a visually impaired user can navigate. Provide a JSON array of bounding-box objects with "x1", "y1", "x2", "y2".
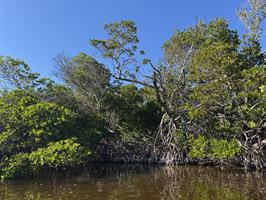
[{"x1": 0, "y1": 163, "x2": 265, "y2": 200}]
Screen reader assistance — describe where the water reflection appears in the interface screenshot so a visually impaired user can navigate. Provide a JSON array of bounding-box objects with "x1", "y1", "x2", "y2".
[{"x1": 0, "y1": 163, "x2": 265, "y2": 200}]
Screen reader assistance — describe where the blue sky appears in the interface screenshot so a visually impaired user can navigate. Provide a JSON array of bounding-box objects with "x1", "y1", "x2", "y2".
[{"x1": 0, "y1": 0, "x2": 265, "y2": 79}]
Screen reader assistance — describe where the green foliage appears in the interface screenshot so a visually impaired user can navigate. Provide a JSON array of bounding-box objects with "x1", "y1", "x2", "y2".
[
  {"x1": 0, "y1": 56, "x2": 51, "y2": 92},
  {"x1": 0, "y1": 88, "x2": 97, "y2": 180},
  {"x1": 105, "y1": 85, "x2": 162, "y2": 143},
  {"x1": 189, "y1": 135, "x2": 240, "y2": 159},
  {"x1": 0, "y1": 90, "x2": 75, "y2": 156},
  {"x1": 209, "y1": 139, "x2": 240, "y2": 159},
  {"x1": 235, "y1": 65, "x2": 266, "y2": 137},
  {"x1": 189, "y1": 135, "x2": 209, "y2": 158},
  {"x1": 90, "y1": 20, "x2": 150, "y2": 87},
  {"x1": 28, "y1": 138, "x2": 91, "y2": 168},
  {"x1": 54, "y1": 52, "x2": 111, "y2": 112},
  {"x1": 40, "y1": 84, "x2": 80, "y2": 111},
  {"x1": 0, "y1": 138, "x2": 91, "y2": 180},
  {"x1": 71, "y1": 112, "x2": 109, "y2": 148},
  {"x1": 0, "y1": 153, "x2": 32, "y2": 181},
  {"x1": 173, "y1": 130, "x2": 190, "y2": 148},
  {"x1": 90, "y1": 20, "x2": 139, "y2": 59},
  {"x1": 164, "y1": 18, "x2": 239, "y2": 67}
]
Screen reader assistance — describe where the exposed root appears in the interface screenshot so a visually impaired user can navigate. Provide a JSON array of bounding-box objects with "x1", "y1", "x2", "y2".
[
  {"x1": 240, "y1": 133, "x2": 266, "y2": 170},
  {"x1": 152, "y1": 114, "x2": 189, "y2": 165}
]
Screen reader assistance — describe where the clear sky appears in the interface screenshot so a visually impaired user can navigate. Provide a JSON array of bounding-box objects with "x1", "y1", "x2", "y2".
[{"x1": 0, "y1": 0, "x2": 265, "y2": 79}]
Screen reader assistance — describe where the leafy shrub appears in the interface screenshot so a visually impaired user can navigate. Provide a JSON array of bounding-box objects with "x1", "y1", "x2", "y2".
[
  {"x1": 0, "y1": 153, "x2": 31, "y2": 180},
  {"x1": 209, "y1": 138, "x2": 240, "y2": 159},
  {"x1": 189, "y1": 135, "x2": 209, "y2": 158},
  {"x1": 189, "y1": 135, "x2": 240, "y2": 159},
  {"x1": 0, "y1": 90, "x2": 75, "y2": 156},
  {"x1": 0, "y1": 138, "x2": 91, "y2": 180}
]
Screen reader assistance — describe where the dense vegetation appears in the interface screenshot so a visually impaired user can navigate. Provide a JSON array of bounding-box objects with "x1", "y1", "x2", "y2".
[{"x1": 0, "y1": 0, "x2": 265, "y2": 180}]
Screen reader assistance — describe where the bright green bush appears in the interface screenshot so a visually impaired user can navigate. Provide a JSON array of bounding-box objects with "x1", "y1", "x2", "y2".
[
  {"x1": 189, "y1": 135, "x2": 209, "y2": 158},
  {"x1": 28, "y1": 138, "x2": 91, "y2": 168},
  {"x1": 0, "y1": 138, "x2": 91, "y2": 180},
  {"x1": 0, "y1": 90, "x2": 75, "y2": 156},
  {"x1": 209, "y1": 139, "x2": 240, "y2": 159},
  {"x1": 0, "y1": 90, "x2": 96, "y2": 181},
  {"x1": 189, "y1": 135, "x2": 240, "y2": 160}
]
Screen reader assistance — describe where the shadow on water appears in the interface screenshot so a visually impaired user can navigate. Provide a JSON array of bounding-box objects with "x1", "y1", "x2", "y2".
[{"x1": 0, "y1": 163, "x2": 265, "y2": 200}]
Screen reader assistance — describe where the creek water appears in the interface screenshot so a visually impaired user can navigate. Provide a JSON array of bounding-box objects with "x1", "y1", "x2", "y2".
[{"x1": 0, "y1": 163, "x2": 265, "y2": 200}]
